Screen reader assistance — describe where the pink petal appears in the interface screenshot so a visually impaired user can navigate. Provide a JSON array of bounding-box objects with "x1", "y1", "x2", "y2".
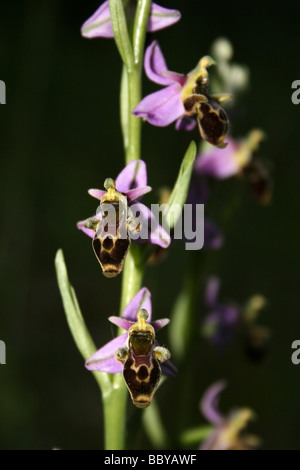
[
  {"x1": 108, "y1": 316, "x2": 169, "y2": 332},
  {"x1": 195, "y1": 139, "x2": 240, "y2": 179},
  {"x1": 132, "y1": 83, "x2": 185, "y2": 127},
  {"x1": 115, "y1": 160, "x2": 147, "y2": 193},
  {"x1": 85, "y1": 334, "x2": 127, "y2": 373},
  {"x1": 81, "y1": 1, "x2": 114, "y2": 39},
  {"x1": 200, "y1": 381, "x2": 227, "y2": 425},
  {"x1": 121, "y1": 287, "x2": 152, "y2": 322},
  {"x1": 88, "y1": 188, "x2": 106, "y2": 200},
  {"x1": 151, "y1": 318, "x2": 170, "y2": 330},
  {"x1": 129, "y1": 202, "x2": 171, "y2": 248},
  {"x1": 144, "y1": 40, "x2": 174, "y2": 86},
  {"x1": 108, "y1": 316, "x2": 133, "y2": 331},
  {"x1": 124, "y1": 185, "x2": 152, "y2": 202},
  {"x1": 147, "y1": 3, "x2": 181, "y2": 32},
  {"x1": 161, "y1": 360, "x2": 177, "y2": 378},
  {"x1": 160, "y1": 70, "x2": 186, "y2": 86}
]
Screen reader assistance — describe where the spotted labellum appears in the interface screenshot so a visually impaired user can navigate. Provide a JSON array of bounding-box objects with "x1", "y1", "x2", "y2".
[
  {"x1": 115, "y1": 309, "x2": 171, "y2": 408},
  {"x1": 77, "y1": 160, "x2": 171, "y2": 278},
  {"x1": 85, "y1": 288, "x2": 175, "y2": 408}
]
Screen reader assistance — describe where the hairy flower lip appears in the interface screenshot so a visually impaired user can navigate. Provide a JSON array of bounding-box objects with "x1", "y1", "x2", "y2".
[
  {"x1": 81, "y1": 1, "x2": 181, "y2": 39},
  {"x1": 85, "y1": 288, "x2": 176, "y2": 376}
]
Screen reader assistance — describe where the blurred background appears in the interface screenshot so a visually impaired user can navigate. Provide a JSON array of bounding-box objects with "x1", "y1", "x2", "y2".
[{"x1": 0, "y1": 0, "x2": 299, "y2": 449}]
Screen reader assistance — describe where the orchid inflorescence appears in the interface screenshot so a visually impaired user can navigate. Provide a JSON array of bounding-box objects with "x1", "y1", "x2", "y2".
[{"x1": 55, "y1": 0, "x2": 272, "y2": 450}]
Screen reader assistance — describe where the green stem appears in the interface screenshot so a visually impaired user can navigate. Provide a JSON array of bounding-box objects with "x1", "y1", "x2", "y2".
[
  {"x1": 125, "y1": 0, "x2": 152, "y2": 163},
  {"x1": 119, "y1": 244, "x2": 144, "y2": 312},
  {"x1": 102, "y1": 381, "x2": 129, "y2": 450},
  {"x1": 104, "y1": 0, "x2": 151, "y2": 448},
  {"x1": 120, "y1": 63, "x2": 142, "y2": 162},
  {"x1": 126, "y1": 65, "x2": 142, "y2": 162},
  {"x1": 120, "y1": 64, "x2": 129, "y2": 155},
  {"x1": 108, "y1": 245, "x2": 144, "y2": 449}
]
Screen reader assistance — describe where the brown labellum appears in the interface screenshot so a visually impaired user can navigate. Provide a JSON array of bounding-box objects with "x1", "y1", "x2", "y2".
[{"x1": 115, "y1": 311, "x2": 171, "y2": 408}]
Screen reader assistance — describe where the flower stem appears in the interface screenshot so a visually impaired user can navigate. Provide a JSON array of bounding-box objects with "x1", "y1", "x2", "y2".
[
  {"x1": 126, "y1": 64, "x2": 142, "y2": 163},
  {"x1": 108, "y1": 244, "x2": 143, "y2": 449},
  {"x1": 102, "y1": 381, "x2": 129, "y2": 450},
  {"x1": 119, "y1": 244, "x2": 144, "y2": 312},
  {"x1": 125, "y1": 0, "x2": 152, "y2": 163},
  {"x1": 105, "y1": 0, "x2": 151, "y2": 449}
]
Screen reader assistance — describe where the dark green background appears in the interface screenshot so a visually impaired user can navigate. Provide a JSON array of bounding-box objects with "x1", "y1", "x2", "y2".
[{"x1": 0, "y1": 0, "x2": 299, "y2": 449}]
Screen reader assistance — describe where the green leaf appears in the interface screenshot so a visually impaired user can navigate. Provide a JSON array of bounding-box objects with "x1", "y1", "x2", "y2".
[
  {"x1": 55, "y1": 249, "x2": 111, "y2": 395},
  {"x1": 109, "y1": 0, "x2": 134, "y2": 68},
  {"x1": 142, "y1": 398, "x2": 169, "y2": 449},
  {"x1": 163, "y1": 140, "x2": 197, "y2": 230},
  {"x1": 169, "y1": 258, "x2": 198, "y2": 361},
  {"x1": 169, "y1": 286, "x2": 190, "y2": 359},
  {"x1": 180, "y1": 425, "x2": 213, "y2": 446}
]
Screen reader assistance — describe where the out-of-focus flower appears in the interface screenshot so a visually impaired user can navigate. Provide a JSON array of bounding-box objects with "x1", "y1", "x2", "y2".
[
  {"x1": 132, "y1": 41, "x2": 232, "y2": 147},
  {"x1": 200, "y1": 381, "x2": 260, "y2": 450},
  {"x1": 202, "y1": 277, "x2": 240, "y2": 346},
  {"x1": 77, "y1": 159, "x2": 171, "y2": 249},
  {"x1": 195, "y1": 129, "x2": 263, "y2": 179},
  {"x1": 202, "y1": 279, "x2": 271, "y2": 357},
  {"x1": 85, "y1": 287, "x2": 176, "y2": 376},
  {"x1": 81, "y1": 1, "x2": 181, "y2": 39},
  {"x1": 195, "y1": 129, "x2": 273, "y2": 204},
  {"x1": 210, "y1": 37, "x2": 250, "y2": 97},
  {"x1": 243, "y1": 158, "x2": 273, "y2": 205}
]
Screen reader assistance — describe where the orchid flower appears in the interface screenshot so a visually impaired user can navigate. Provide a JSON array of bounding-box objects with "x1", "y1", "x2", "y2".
[
  {"x1": 202, "y1": 277, "x2": 240, "y2": 346},
  {"x1": 81, "y1": 1, "x2": 181, "y2": 39},
  {"x1": 85, "y1": 287, "x2": 176, "y2": 377},
  {"x1": 132, "y1": 41, "x2": 232, "y2": 147},
  {"x1": 202, "y1": 278, "x2": 270, "y2": 356},
  {"x1": 77, "y1": 159, "x2": 171, "y2": 249},
  {"x1": 195, "y1": 129, "x2": 264, "y2": 178},
  {"x1": 200, "y1": 381, "x2": 260, "y2": 450},
  {"x1": 195, "y1": 129, "x2": 272, "y2": 204}
]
